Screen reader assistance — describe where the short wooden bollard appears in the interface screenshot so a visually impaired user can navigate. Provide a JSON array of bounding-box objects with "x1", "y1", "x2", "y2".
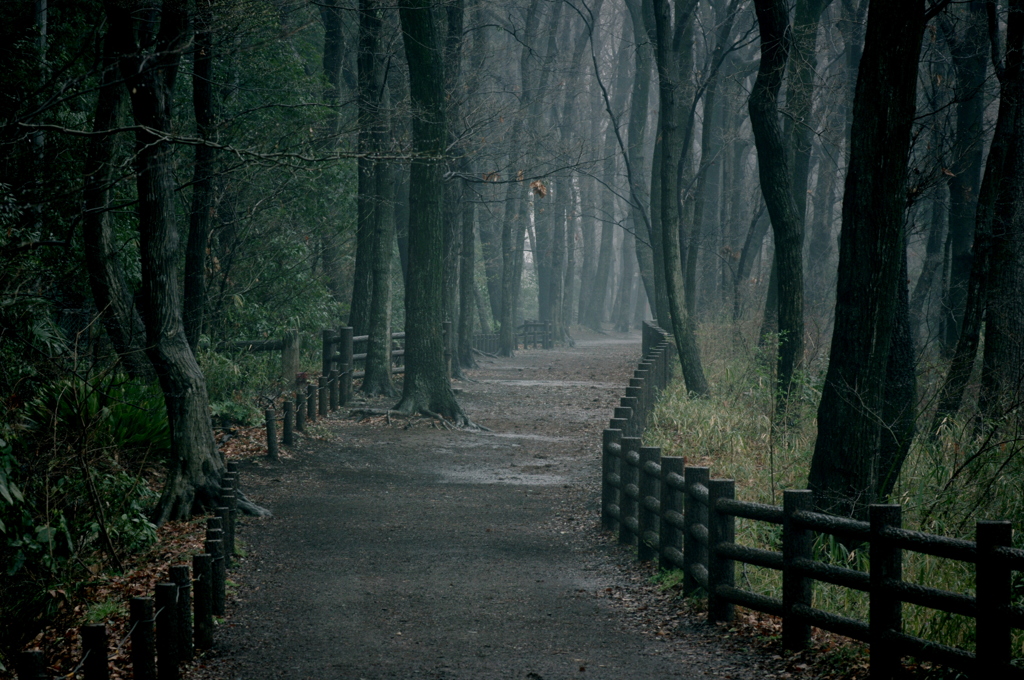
[
  {"x1": 295, "y1": 391, "x2": 305, "y2": 431},
  {"x1": 205, "y1": 535, "x2": 226, "y2": 616},
  {"x1": 870, "y1": 504, "x2": 903, "y2": 680},
  {"x1": 215, "y1": 506, "x2": 232, "y2": 569},
  {"x1": 707, "y1": 479, "x2": 736, "y2": 624},
  {"x1": 318, "y1": 376, "x2": 328, "y2": 417},
  {"x1": 221, "y1": 493, "x2": 237, "y2": 565},
  {"x1": 192, "y1": 554, "x2": 214, "y2": 650},
  {"x1": 782, "y1": 490, "x2": 813, "y2": 650},
  {"x1": 306, "y1": 383, "x2": 317, "y2": 422},
  {"x1": 168, "y1": 565, "x2": 192, "y2": 661},
  {"x1": 637, "y1": 446, "x2": 661, "y2": 562},
  {"x1": 329, "y1": 369, "x2": 339, "y2": 411},
  {"x1": 16, "y1": 650, "x2": 48, "y2": 680},
  {"x1": 265, "y1": 409, "x2": 278, "y2": 461},
  {"x1": 130, "y1": 597, "x2": 157, "y2": 680},
  {"x1": 80, "y1": 623, "x2": 109, "y2": 680},
  {"x1": 683, "y1": 466, "x2": 710, "y2": 597},
  {"x1": 283, "y1": 401, "x2": 294, "y2": 445},
  {"x1": 338, "y1": 326, "x2": 353, "y2": 405},
  {"x1": 154, "y1": 583, "x2": 179, "y2": 680}
]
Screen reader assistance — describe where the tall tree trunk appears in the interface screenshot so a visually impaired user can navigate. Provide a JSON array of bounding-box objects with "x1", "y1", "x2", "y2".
[
  {"x1": 749, "y1": 0, "x2": 805, "y2": 400},
  {"x1": 931, "y1": 3, "x2": 1022, "y2": 431},
  {"x1": 478, "y1": 205, "x2": 504, "y2": 322},
  {"x1": 808, "y1": 0, "x2": 926, "y2": 519},
  {"x1": 458, "y1": 198, "x2": 478, "y2": 368},
  {"x1": 107, "y1": 0, "x2": 243, "y2": 524},
  {"x1": 980, "y1": 1, "x2": 1024, "y2": 421},
  {"x1": 321, "y1": 0, "x2": 351, "y2": 307},
  {"x1": 939, "y1": 1, "x2": 989, "y2": 355},
  {"x1": 82, "y1": 30, "x2": 152, "y2": 380},
  {"x1": 651, "y1": 0, "x2": 709, "y2": 395},
  {"x1": 184, "y1": 0, "x2": 215, "y2": 352},
  {"x1": 395, "y1": 0, "x2": 466, "y2": 422},
  {"x1": 612, "y1": 229, "x2": 637, "y2": 331},
  {"x1": 359, "y1": 0, "x2": 396, "y2": 397}
]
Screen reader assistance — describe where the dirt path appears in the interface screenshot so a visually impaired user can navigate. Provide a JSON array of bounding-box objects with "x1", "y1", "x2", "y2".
[{"x1": 197, "y1": 330, "x2": 778, "y2": 680}]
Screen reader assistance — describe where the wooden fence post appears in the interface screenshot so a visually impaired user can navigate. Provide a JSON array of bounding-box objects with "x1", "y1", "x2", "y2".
[
  {"x1": 338, "y1": 326, "x2": 353, "y2": 405},
  {"x1": 625, "y1": 384, "x2": 643, "y2": 434},
  {"x1": 782, "y1": 489, "x2": 813, "y2": 650},
  {"x1": 282, "y1": 329, "x2": 300, "y2": 387},
  {"x1": 215, "y1": 505, "x2": 232, "y2": 569},
  {"x1": 81, "y1": 624, "x2": 109, "y2": 680},
  {"x1": 329, "y1": 369, "x2": 339, "y2": 411},
  {"x1": 707, "y1": 479, "x2": 735, "y2": 624},
  {"x1": 318, "y1": 376, "x2": 328, "y2": 417},
  {"x1": 296, "y1": 390, "x2": 305, "y2": 431},
  {"x1": 321, "y1": 329, "x2": 335, "y2": 379},
  {"x1": 602, "y1": 428, "x2": 622, "y2": 532},
  {"x1": 283, "y1": 401, "x2": 294, "y2": 446},
  {"x1": 205, "y1": 533, "x2": 225, "y2": 616},
  {"x1": 265, "y1": 409, "x2": 278, "y2": 462},
  {"x1": 869, "y1": 504, "x2": 902, "y2": 680},
  {"x1": 637, "y1": 447, "x2": 661, "y2": 562},
  {"x1": 614, "y1": 406, "x2": 634, "y2": 439},
  {"x1": 168, "y1": 565, "x2": 192, "y2": 661},
  {"x1": 130, "y1": 597, "x2": 157, "y2": 680},
  {"x1": 976, "y1": 520, "x2": 1013, "y2": 677},
  {"x1": 16, "y1": 651, "x2": 48, "y2": 680},
  {"x1": 683, "y1": 466, "x2": 710, "y2": 597},
  {"x1": 619, "y1": 436, "x2": 642, "y2": 547},
  {"x1": 155, "y1": 583, "x2": 179, "y2": 680},
  {"x1": 306, "y1": 383, "x2": 316, "y2": 422},
  {"x1": 192, "y1": 554, "x2": 214, "y2": 650},
  {"x1": 620, "y1": 396, "x2": 640, "y2": 436},
  {"x1": 659, "y1": 456, "x2": 685, "y2": 571}
]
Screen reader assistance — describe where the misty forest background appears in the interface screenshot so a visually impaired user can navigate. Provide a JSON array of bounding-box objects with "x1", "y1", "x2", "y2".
[{"x1": 1, "y1": 0, "x2": 1023, "y2": 666}]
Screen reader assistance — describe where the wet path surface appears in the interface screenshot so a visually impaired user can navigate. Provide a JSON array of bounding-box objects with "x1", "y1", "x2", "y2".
[{"x1": 196, "y1": 332, "x2": 769, "y2": 680}]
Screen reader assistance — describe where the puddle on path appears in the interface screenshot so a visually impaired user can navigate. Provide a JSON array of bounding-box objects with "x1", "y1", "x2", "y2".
[
  {"x1": 476, "y1": 379, "x2": 621, "y2": 389},
  {"x1": 437, "y1": 466, "x2": 568, "y2": 486}
]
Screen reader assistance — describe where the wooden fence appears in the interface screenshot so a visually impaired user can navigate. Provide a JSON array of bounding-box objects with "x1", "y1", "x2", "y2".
[
  {"x1": 471, "y1": 321, "x2": 554, "y2": 354},
  {"x1": 15, "y1": 464, "x2": 244, "y2": 680},
  {"x1": 603, "y1": 326, "x2": 1024, "y2": 680}
]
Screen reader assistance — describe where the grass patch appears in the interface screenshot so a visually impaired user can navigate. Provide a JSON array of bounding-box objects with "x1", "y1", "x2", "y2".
[{"x1": 643, "y1": 321, "x2": 1024, "y2": 661}]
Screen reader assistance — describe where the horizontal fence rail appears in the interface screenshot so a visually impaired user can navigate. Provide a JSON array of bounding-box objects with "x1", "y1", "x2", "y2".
[{"x1": 600, "y1": 324, "x2": 1024, "y2": 680}]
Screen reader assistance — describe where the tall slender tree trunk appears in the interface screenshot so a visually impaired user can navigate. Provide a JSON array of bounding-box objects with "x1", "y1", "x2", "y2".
[
  {"x1": 83, "y1": 30, "x2": 152, "y2": 379},
  {"x1": 395, "y1": 0, "x2": 466, "y2": 422},
  {"x1": 749, "y1": 0, "x2": 805, "y2": 400},
  {"x1": 808, "y1": 0, "x2": 926, "y2": 518},
  {"x1": 359, "y1": 0, "x2": 396, "y2": 397},
  {"x1": 107, "y1": 0, "x2": 243, "y2": 524},
  {"x1": 940, "y1": 1, "x2": 988, "y2": 355},
  {"x1": 651, "y1": 0, "x2": 709, "y2": 396},
  {"x1": 184, "y1": 0, "x2": 215, "y2": 352}
]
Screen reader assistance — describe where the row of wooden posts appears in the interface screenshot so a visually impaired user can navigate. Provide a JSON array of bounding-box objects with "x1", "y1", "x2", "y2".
[
  {"x1": 604, "y1": 325, "x2": 1024, "y2": 679},
  {"x1": 15, "y1": 464, "x2": 243, "y2": 680}
]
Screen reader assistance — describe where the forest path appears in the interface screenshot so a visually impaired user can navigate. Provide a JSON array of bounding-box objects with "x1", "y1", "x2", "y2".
[{"x1": 196, "y1": 330, "x2": 773, "y2": 680}]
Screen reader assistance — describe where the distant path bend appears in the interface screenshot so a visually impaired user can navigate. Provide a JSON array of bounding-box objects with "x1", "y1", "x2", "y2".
[{"x1": 198, "y1": 330, "x2": 768, "y2": 680}]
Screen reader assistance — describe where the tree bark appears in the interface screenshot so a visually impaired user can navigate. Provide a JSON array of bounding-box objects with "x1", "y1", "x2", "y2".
[
  {"x1": 808, "y1": 0, "x2": 926, "y2": 519},
  {"x1": 651, "y1": 0, "x2": 709, "y2": 396},
  {"x1": 82, "y1": 29, "x2": 152, "y2": 380},
  {"x1": 359, "y1": 0, "x2": 396, "y2": 397},
  {"x1": 931, "y1": 2, "x2": 1022, "y2": 430},
  {"x1": 106, "y1": 0, "x2": 239, "y2": 524},
  {"x1": 184, "y1": 0, "x2": 215, "y2": 353},
  {"x1": 394, "y1": 0, "x2": 466, "y2": 423},
  {"x1": 939, "y1": 1, "x2": 988, "y2": 355},
  {"x1": 749, "y1": 0, "x2": 805, "y2": 401}
]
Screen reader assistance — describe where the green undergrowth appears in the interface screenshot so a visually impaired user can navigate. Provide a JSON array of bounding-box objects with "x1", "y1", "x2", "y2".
[{"x1": 644, "y1": 322, "x2": 1024, "y2": 666}]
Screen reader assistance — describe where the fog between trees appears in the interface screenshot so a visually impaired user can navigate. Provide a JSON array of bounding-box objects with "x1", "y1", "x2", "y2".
[{"x1": 1, "y1": 0, "x2": 1022, "y2": 526}]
